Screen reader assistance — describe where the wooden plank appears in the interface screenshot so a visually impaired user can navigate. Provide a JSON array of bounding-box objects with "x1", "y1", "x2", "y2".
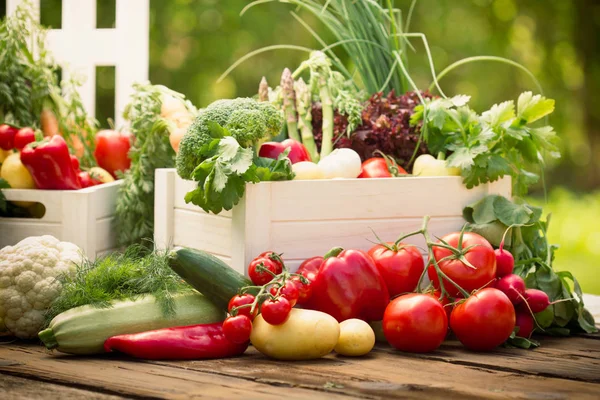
[
  {"x1": 271, "y1": 216, "x2": 465, "y2": 260},
  {"x1": 0, "y1": 345, "x2": 351, "y2": 400},
  {"x1": 0, "y1": 221, "x2": 62, "y2": 249},
  {"x1": 89, "y1": 181, "x2": 122, "y2": 219},
  {"x1": 584, "y1": 293, "x2": 600, "y2": 323},
  {"x1": 172, "y1": 209, "x2": 232, "y2": 257},
  {"x1": 61, "y1": 190, "x2": 96, "y2": 257},
  {"x1": 0, "y1": 373, "x2": 124, "y2": 400},
  {"x1": 266, "y1": 176, "x2": 511, "y2": 221},
  {"x1": 1, "y1": 189, "x2": 63, "y2": 222},
  {"x1": 95, "y1": 217, "x2": 117, "y2": 254},
  {"x1": 154, "y1": 169, "x2": 176, "y2": 250}
]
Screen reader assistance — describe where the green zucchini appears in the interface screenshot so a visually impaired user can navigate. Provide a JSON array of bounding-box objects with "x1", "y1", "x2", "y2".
[
  {"x1": 169, "y1": 248, "x2": 251, "y2": 310},
  {"x1": 38, "y1": 292, "x2": 225, "y2": 355}
]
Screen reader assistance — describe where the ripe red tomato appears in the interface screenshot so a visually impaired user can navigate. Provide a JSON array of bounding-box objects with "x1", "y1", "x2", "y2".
[
  {"x1": 0, "y1": 124, "x2": 19, "y2": 150},
  {"x1": 368, "y1": 243, "x2": 425, "y2": 297},
  {"x1": 228, "y1": 294, "x2": 257, "y2": 319},
  {"x1": 293, "y1": 256, "x2": 323, "y2": 305},
  {"x1": 290, "y1": 276, "x2": 312, "y2": 304},
  {"x1": 383, "y1": 293, "x2": 448, "y2": 353},
  {"x1": 94, "y1": 130, "x2": 131, "y2": 178},
  {"x1": 428, "y1": 232, "x2": 496, "y2": 297},
  {"x1": 261, "y1": 297, "x2": 292, "y2": 325},
  {"x1": 248, "y1": 257, "x2": 283, "y2": 286},
  {"x1": 269, "y1": 280, "x2": 299, "y2": 307},
  {"x1": 450, "y1": 288, "x2": 516, "y2": 351},
  {"x1": 14, "y1": 127, "x2": 36, "y2": 150},
  {"x1": 222, "y1": 315, "x2": 252, "y2": 344},
  {"x1": 257, "y1": 251, "x2": 284, "y2": 270},
  {"x1": 432, "y1": 289, "x2": 453, "y2": 321},
  {"x1": 358, "y1": 157, "x2": 407, "y2": 178}
]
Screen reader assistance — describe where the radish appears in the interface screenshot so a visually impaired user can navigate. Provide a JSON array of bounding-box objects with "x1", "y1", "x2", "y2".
[
  {"x1": 515, "y1": 311, "x2": 534, "y2": 338},
  {"x1": 522, "y1": 289, "x2": 550, "y2": 313},
  {"x1": 495, "y1": 274, "x2": 525, "y2": 305},
  {"x1": 495, "y1": 248, "x2": 514, "y2": 277}
]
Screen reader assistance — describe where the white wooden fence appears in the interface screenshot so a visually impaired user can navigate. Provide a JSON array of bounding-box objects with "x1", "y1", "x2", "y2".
[{"x1": 6, "y1": 0, "x2": 149, "y2": 127}]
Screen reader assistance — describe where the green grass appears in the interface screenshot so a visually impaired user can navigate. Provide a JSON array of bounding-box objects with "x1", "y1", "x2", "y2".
[{"x1": 528, "y1": 188, "x2": 600, "y2": 295}]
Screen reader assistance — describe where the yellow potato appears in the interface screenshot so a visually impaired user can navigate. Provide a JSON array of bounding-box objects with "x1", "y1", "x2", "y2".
[
  {"x1": 250, "y1": 308, "x2": 339, "y2": 360},
  {"x1": 335, "y1": 319, "x2": 376, "y2": 356},
  {"x1": 0, "y1": 152, "x2": 36, "y2": 207}
]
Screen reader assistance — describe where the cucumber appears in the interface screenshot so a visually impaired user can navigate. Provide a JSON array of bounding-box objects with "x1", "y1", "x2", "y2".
[
  {"x1": 38, "y1": 292, "x2": 225, "y2": 355},
  {"x1": 169, "y1": 248, "x2": 251, "y2": 310}
]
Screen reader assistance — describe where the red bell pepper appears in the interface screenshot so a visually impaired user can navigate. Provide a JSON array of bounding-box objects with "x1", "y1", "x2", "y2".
[
  {"x1": 103, "y1": 322, "x2": 249, "y2": 360},
  {"x1": 305, "y1": 248, "x2": 390, "y2": 322},
  {"x1": 20, "y1": 135, "x2": 82, "y2": 190},
  {"x1": 0, "y1": 124, "x2": 19, "y2": 150},
  {"x1": 259, "y1": 139, "x2": 311, "y2": 164}
]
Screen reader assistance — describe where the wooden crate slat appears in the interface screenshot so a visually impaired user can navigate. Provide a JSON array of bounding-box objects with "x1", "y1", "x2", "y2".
[{"x1": 172, "y1": 209, "x2": 232, "y2": 257}]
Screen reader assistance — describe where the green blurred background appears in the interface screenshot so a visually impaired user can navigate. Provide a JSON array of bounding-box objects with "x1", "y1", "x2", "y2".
[{"x1": 2, "y1": 0, "x2": 599, "y2": 294}]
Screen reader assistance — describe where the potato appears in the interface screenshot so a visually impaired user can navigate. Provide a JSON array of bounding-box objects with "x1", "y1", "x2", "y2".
[
  {"x1": 251, "y1": 308, "x2": 339, "y2": 360},
  {"x1": 335, "y1": 319, "x2": 375, "y2": 356}
]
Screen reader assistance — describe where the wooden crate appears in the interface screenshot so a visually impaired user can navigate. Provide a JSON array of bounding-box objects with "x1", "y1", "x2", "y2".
[
  {"x1": 0, "y1": 181, "x2": 122, "y2": 259},
  {"x1": 154, "y1": 169, "x2": 511, "y2": 274}
]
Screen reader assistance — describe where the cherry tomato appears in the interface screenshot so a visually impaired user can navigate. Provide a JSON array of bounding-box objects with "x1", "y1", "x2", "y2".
[
  {"x1": 290, "y1": 276, "x2": 313, "y2": 304},
  {"x1": 0, "y1": 124, "x2": 19, "y2": 150},
  {"x1": 257, "y1": 251, "x2": 284, "y2": 270},
  {"x1": 432, "y1": 289, "x2": 453, "y2": 321},
  {"x1": 14, "y1": 128, "x2": 36, "y2": 150},
  {"x1": 222, "y1": 315, "x2": 252, "y2": 344},
  {"x1": 228, "y1": 294, "x2": 257, "y2": 319},
  {"x1": 450, "y1": 288, "x2": 516, "y2": 351},
  {"x1": 78, "y1": 171, "x2": 101, "y2": 188},
  {"x1": 358, "y1": 157, "x2": 407, "y2": 178},
  {"x1": 94, "y1": 129, "x2": 131, "y2": 178},
  {"x1": 261, "y1": 297, "x2": 292, "y2": 325},
  {"x1": 428, "y1": 232, "x2": 497, "y2": 297},
  {"x1": 293, "y1": 256, "x2": 323, "y2": 305},
  {"x1": 368, "y1": 243, "x2": 424, "y2": 297},
  {"x1": 269, "y1": 280, "x2": 300, "y2": 307},
  {"x1": 383, "y1": 293, "x2": 448, "y2": 353},
  {"x1": 248, "y1": 257, "x2": 283, "y2": 286}
]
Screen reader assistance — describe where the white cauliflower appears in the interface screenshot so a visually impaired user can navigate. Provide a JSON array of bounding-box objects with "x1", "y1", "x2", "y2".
[{"x1": 0, "y1": 235, "x2": 82, "y2": 339}]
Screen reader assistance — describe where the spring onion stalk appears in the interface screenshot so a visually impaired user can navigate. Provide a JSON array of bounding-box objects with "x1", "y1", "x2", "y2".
[
  {"x1": 281, "y1": 68, "x2": 301, "y2": 142},
  {"x1": 294, "y1": 78, "x2": 319, "y2": 161}
]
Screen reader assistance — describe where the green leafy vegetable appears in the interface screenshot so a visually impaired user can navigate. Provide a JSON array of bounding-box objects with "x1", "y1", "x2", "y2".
[
  {"x1": 463, "y1": 195, "x2": 597, "y2": 335},
  {"x1": 411, "y1": 92, "x2": 559, "y2": 195},
  {"x1": 0, "y1": 178, "x2": 9, "y2": 213},
  {"x1": 45, "y1": 244, "x2": 192, "y2": 325},
  {"x1": 184, "y1": 122, "x2": 294, "y2": 214}
]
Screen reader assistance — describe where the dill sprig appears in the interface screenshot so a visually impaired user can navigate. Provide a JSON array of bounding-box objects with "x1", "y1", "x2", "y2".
[
  {"x1": 45, "y1": 244, "x2": 192, "y2": 325},
  {"x1": 115, "y1": 82, "x2": 197, "y2": 247}
]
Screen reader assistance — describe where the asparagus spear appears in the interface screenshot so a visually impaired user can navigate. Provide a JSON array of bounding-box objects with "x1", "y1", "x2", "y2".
[
  {"x1": 281, "y1": 68, "x2": 301, "y2": 142},
  {"x1": 295, "y1": 78, "x2": 319, "y2": 161},
  {"x1": 258, "y1": 76, "x2": 269, "y2": 102}
]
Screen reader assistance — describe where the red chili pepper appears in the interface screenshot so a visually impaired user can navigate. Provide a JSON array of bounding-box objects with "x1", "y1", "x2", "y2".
[
  {"x1": 306, "y1": 248, "x2": 390, "y2": 322},
  {"x1": 258, "y1": 139, "x2": 311, "y2": 164},
  {"x1": 103, "y1": 322, "x2": 249, "y2": 360},
  {"x1": 20, "y1": 135, "x2": 82, "y2": 190}
]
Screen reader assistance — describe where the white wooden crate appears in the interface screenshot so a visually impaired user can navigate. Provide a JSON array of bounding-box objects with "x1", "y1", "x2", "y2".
[
  {"x1": 154, "y1": 169, "x2": 512, "y2": 274},
  {"x1": 0, "y1": 181, "x2": 122, "y2": 259}
]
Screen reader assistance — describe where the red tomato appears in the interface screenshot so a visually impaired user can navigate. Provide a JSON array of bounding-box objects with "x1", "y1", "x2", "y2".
[
  {"x1": 261, "y1": 297, "x2": 292, "y2": 325},
  {"x1": 257, "y1": 251, "x2": 284, "y2": 270},
  {"x1": 78, "y1": 171, "x2": 101, "y2": 188},
  {"x1": 248, "y1": 257, "x2": 283, "y2": 286},
  {"x1": 450, "y1": 288, "x2": 516, "y2": 351},
  {"x1": 0, "y1": 124, "x2": 19, "y2": 150},
  {"x1": 269, "y1": 280, "x2": 300, "y2": 307},
  {"x1": 258, "y1": 139, "x2": 311, "y2": 164},
  {"x1": 368, "y1": 243, "x2": 425, "y2": 297},
  {"x1": 94, "y1": 130, "x2": 131, "y2": 178},
  {"x1": 294, "y1": 256, "x2": 323, "y2": 305},
  {"x1": 290, "y1": 276, "x2": 313, "y2": 304},
  {"x1": 383, "y1": 293, "x2": 448, "y2": 353},
  {"x1": 428, "y1": 232, "x2": 496, "y2": 297},
  {"x1": 14, "y1": 128, "x2": 36, "y2": 150},
  {"x1": 432, "y1": 289, "x2": 453, "y2": 321},
  {"x1": 222, "y1": 315, "x2": 252, "y2": 344},
  {"x1": 228, "y1": 294, "x2": 257, "y2": 319},
  {"x1": 358, "y1": 157, "x2": 407, "y2": 178}
]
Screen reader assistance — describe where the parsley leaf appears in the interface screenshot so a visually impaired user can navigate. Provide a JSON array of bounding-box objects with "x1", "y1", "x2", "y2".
[{"x1": 517, "y1": 91, "x2": 555, "y2": 123}]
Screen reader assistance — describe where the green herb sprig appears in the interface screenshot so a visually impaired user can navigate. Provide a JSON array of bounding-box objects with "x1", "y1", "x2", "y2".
[{"x1": 45, "y1": 244, "x2": 192, "y2": 325}]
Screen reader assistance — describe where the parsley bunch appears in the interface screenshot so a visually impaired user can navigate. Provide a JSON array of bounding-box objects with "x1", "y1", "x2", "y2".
[
  {"x1": 411, "y1": 92, "x2": 559, "y2": 195},
  {"x1": 184, "y1": 122, "x2": 294, "y2": 214}
]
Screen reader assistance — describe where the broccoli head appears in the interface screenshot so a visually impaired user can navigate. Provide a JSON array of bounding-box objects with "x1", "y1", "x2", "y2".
[{"x1": 176, "y1": 98, "x2": 283, "y2": 179}]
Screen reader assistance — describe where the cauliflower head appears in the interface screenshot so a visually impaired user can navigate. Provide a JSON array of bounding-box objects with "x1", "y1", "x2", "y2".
[
  {"x1": 176, "y1": 98, "x2": 283, "y2": 179},
  {"x1": 0, "y1": 235, "x2": 82, "y2": 339}
]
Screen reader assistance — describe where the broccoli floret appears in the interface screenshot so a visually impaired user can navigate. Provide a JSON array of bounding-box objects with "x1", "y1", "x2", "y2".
[{"x1": 176, "y1": 98, "x2": 283, "y2": 179}]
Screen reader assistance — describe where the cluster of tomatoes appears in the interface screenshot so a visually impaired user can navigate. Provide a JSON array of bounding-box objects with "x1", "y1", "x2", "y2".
[
  {"x1": 221, "y1": 252, "x2": 310, "y2": 345},
  {"x1": 382, "y1": 231, "x2": 551, "y2": 353}
]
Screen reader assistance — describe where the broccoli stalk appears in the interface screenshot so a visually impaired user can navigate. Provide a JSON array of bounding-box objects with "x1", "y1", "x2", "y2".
[
  {"x1": 258, "y1": 76, "x2": 269, "y2": 102},
  {"x1": 295, "y1": 78, "x2": 319, "y2": 161},
  {"x1": 281, "y1": 68, "x2": 301, "y2": 143}
]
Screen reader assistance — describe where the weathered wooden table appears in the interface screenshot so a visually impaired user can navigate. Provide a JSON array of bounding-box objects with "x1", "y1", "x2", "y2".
[{"x1": 2, "y1": 295, "x2": 600, "y2": 399}]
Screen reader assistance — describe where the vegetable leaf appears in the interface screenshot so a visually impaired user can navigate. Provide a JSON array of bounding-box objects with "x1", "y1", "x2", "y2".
[
  {"x1": 517, "y1": 91, "x2": 555, "y2": 123},
  {"x1": 493, "y1": 196, "x2": 532, "y2": 226},
  {"x1": 481, "y1": 101, "x2": 515, "y2": 127}
]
